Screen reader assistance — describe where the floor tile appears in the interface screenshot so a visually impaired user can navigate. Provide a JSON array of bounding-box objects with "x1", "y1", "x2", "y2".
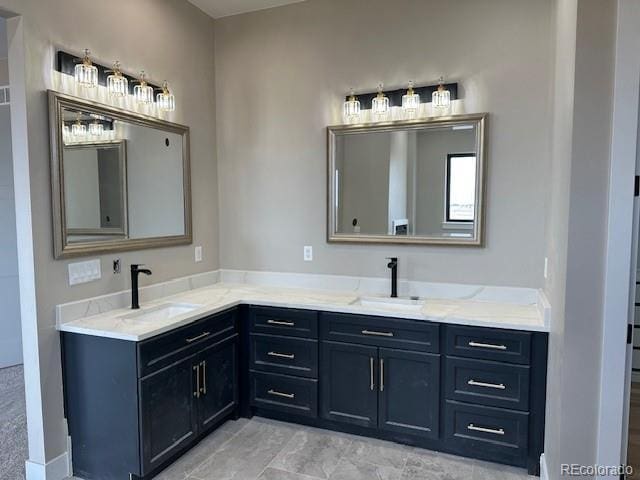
[
  {"x1": 472, "y1": 460, "x2": 532, "y2": 480},
  {"x1": 401, "y1": 450, "x2": 473, "y2": 480},
  {"x1": 329, "y1": 456, "x2": 404, "y2": 480},
  {"x1": 270, "y1": 428, "x2": 352, "y2": 479},
  {"x1": 344, "y1": 437, "x2": 409, "y2": 469},
  {"x1": 258, "y1": 467, "x2": 324, "y2": 480},
  {"x1": 189, "y1": 418, "x2": 297, "y2": 480}
]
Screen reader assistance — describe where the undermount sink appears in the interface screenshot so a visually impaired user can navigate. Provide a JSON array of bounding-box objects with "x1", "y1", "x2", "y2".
[
  {"x1": 350, "y1": 296, "x2": 426, "y2": 312},
  {"x1": 119, "y1": 303, "x2": 203, "y2": 322}
]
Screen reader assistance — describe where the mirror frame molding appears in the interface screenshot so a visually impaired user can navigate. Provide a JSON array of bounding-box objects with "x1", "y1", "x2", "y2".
[
  {"x1": 48, "y1": 90, "x2": 192, "y2": 259},
  {"x1": 327, "y1": 113, "x2": 488, "y2": 246}
]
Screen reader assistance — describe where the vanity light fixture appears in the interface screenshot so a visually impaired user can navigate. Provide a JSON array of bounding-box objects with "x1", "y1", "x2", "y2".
[
  {"x1": 107, "y1": 61, "x2": 128, "y2": 98},
  {"x1": 156, "y1": 81, "x2": 176, "y2": 112},
  {"x1": 402, "y1": 80, "x2": 420, "y2": 118},
  {"x1": 133, "y1": 71, "x2": 154, "y2": 105},
  {"x1": 71, "y1": 115, "x2": 87, "y2": 137},
  {"x1": 371, "y1": 83, "x2": 390, "y2": 121},
  {"x1": 432, "y1": 76, "x2": 451, "y2": 114},
  {"x1": 89, "y1": 119, "x2": 104, "y2": 136},
  {"x1": 74, "y1": 49, "x2": 98, "y2": 88},
  {"x1": 343, "y1": 89, "x2": 361, "y2": 124}
]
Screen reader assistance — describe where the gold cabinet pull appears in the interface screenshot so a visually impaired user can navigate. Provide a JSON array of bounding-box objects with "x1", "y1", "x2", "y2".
[
  {"x1": 201, "y1": 360, "x2": 207, "y2": 395},
  {"x1": 193, "y1": 364, "x2": 200, "y2": 398},
  {"x1": 370, "y1": 357, "x2": 375, "y2": 391},
  {"x1": 467, "y1": 423, "x2": 505, "y2": 436},
  {"x1": 380, "y1": 358, "x2": 385, "y2": 392},
  {"x1": 468, "y1": 341, "x2": 507, "y2": 351},
  {"x1": 267, "y1": 351, "x2": 295, "y2": 360},
  {"x1": 267, "y1": 319, "x2": 295, "y2": 327},
  {"x1": 268, "y1": 389, "x2": 294, "y2": 399},
  {"x1": 186, "y1": 331, "x2": 210, "y2": 343},
  {"x1": 468, "y1": 379, "x2": 506, "y2": 390},
  {"x1": 362, "y1": 329, "x2": 394, "y2": 337}
]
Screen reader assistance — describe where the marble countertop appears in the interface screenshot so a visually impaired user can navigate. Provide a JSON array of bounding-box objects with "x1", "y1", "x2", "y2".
[{"x1": 57, "y1": 282, "x2": 549, "y2": 341}]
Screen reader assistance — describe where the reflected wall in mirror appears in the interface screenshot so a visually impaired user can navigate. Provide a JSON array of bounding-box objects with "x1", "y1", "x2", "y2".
[
  {"x1": 49, "y1": 91, "x2": 191, "y2": 258},
  {"x1": 328, "y1": 114, "x2": 486, "y2": 245}
]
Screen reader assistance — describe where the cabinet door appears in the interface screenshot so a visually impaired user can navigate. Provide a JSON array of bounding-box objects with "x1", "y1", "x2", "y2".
[
  {"x1": 320, "y1": 341, "x2": 378, "y2": 428},
  {"x1": 378, "y1": 348, "x2": 440, "y2": 439},
  {"x1": 198, "y1": 334, "x2": 239, "y2": 432},
  {"x1": 139, "y1": 355, "x2": 198, "y2": 475}
]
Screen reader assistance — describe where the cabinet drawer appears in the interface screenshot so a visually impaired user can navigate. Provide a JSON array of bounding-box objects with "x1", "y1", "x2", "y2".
[
  {"x1": 250, "y1": 306, "x2": 318, "y2": 339},
  {"x1": 445, "y1": 357, "x2": 530, "y2": 411},
  {"x1": 445, "y1": 325, "x2": 531, "y2": 365},
  {"x1": 250, "y1": 370, "x2": 318, "y2": 418},
  {"x1": 320, "y1": 312, "x2": 439, "y2": 353},
  {"x1": 138, "y1": 309, "x2": 237, "y2": 377},
  {"x1": 445, "y1": 401, "x2": 529, "y2": 467},
  {"x1": 250, "y1": 333, "x2": 318, "y2": 378}
]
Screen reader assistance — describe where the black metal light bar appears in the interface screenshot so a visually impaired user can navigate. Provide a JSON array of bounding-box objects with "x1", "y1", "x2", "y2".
[
  {"x1": 56, "y1": 50, "x2": 162, "y2": 95},
  {"x1": 346, "y1": 82, "x2": 459, "y2": 109}
]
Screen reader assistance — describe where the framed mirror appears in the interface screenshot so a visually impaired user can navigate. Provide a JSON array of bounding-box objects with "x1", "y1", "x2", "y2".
[
  {"x1": 327, "y1": 114, "x2": 487, "y2": 246},
  {"x1": 49, "y1": 91, "x2": 192, "y2": 258}
]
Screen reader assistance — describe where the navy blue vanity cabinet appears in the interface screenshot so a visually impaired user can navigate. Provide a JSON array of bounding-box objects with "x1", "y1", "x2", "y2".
[
  {"x1": 62, "y1": 308, "x2": 240, "y2": 480},
  {"x1": 319, "y1": 313, "x2": 441, "y2": 440}
]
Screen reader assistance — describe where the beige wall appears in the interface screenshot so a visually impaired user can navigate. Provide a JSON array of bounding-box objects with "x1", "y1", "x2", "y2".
[
  {"x1": 0, "y1": 0, "x2": 218, "y2": 463},
  {"x1": 214, "y1": 0, "x2": 553, "y2": 287}
]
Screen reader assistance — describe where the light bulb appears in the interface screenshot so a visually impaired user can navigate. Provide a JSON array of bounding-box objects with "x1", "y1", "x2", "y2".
[
  {"x1": 74, "y1": 49, "x2": 98, "y2": 88},
  {"x1": 432, "y1": 76, "x2": 451, "y2": 115},
  {"x1": 402, "y1": 81, "x2": 421, "y2": 119},
  {"x1": 134, "y1": 71, "x2": 154, "y2": 105},
  {"x1": 156, "y1": 81, "x2": 175, "y2": 112},
  {"x1": 343, "y1": 89, "x2": 361, "y2": 124},
  {"x1": 89, "y1": 120, "x2": 104, "y2": 136},
  {"x1": 371, "y1": 84, "x2": 390, "y2": 121},
  {"x1": 107, "y1": 61, "x2": 128, "y2": 98},
  {"x1": 71, "y1": 116, "x2": 86, "y2": 137}
]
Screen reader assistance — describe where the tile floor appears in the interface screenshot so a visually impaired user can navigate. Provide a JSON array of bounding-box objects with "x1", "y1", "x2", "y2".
[{"x1": 0, "y1": 364, "x2": 28, "y2": 480}]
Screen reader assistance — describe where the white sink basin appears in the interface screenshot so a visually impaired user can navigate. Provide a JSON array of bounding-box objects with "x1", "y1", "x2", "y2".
[
  {"x1": 351, "y1": 296, "x2": 425, "y2": 312},
  {"x1": 119, "y1": 303, "x2": 203, "y2": 322}
]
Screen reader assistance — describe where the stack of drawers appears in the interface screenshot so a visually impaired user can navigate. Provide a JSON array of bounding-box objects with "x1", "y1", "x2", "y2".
[
  {"x1": 443, "y1": 325, "x2": 532, "y2": 467},
  {"x1": 248, "y1": 306, "x2": 319, "y2": 418}
]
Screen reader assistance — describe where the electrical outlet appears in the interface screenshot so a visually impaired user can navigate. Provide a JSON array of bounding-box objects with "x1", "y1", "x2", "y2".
[
  {"x1": 113, "y1": 258, "x2": 121, "y2": 274},
  {"x1": 544, "y1": 257, "x2": 549, "y2": 279},
  {"x1": 304, "y1": 246, "x2": 313, "y2": 262},
  {"x1": 195, "y1": 246, "x2": 203, "y2": 263}
]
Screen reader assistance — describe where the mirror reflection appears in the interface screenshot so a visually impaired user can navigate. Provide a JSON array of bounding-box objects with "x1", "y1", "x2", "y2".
[{"x1": 329, "y1": 115, "x2": 485, "y2": 245}]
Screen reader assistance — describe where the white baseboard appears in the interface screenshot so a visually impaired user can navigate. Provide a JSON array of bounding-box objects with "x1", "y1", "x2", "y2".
[
  {"x1": 540, "y1": 453, "x2": 549, "y2": 480},
  {"x1": 25, "y1": 452, "x2": 70, "y2": 480}
]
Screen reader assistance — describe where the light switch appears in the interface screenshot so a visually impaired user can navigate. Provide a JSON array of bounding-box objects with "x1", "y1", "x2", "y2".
[
  {"x1": 68, "y1": 259, "x2": 102, "y2": 286},
  {"x1": 304, "y1": 246, "x2": 313, "y2": 262},
  {"x1": 195, "y1": 246, "x2": 203, "y2": 263}
]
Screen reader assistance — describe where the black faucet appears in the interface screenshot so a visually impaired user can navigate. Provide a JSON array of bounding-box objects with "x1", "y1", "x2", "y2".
[
  {"x1": 131, "y1": 264, "x2": 152, "y2": 309},
  {"x1": 387, "y1": 257, "x2": 398, "y2": 298}
]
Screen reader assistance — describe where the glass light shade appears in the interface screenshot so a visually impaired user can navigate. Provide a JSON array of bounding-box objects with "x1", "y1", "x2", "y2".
[
  {"x1": 107, "y1": 61, "x2": 128, "y2": 98},
  {"x1": 432, "y1": 77, "x2": 451, "y2": 114},
  {"x1": 74, "y1": 49, "x2": 98, "y2": 88},
  {"x1": 343, "y1": 90, "x2": 361, "y2": 123},
  {"x1": 71, "y1": 121, "x2": 86, "y2": 137},
  {"x1": 134, "y1": 71, "x2": 154, "y2": 105},
  {"x1": 157, "y1": 81, "x2": 176, "y2": 112},
  {"x1": 402, "y1": 81, "x2": 421, "y2": 118},
  {"x1": 371, "y1": 84, "x2": 390, "y2": 121},
  {"x1": 89, "y1": 121, "x2": 104, "y2": 136}
]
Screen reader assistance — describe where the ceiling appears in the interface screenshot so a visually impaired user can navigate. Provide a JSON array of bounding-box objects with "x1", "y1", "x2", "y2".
[{"x1": 188, "y1": 0, "x2": 306, "y2": 19}]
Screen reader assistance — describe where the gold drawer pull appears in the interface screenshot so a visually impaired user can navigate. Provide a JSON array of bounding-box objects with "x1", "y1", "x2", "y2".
[
  {"x1": 268, "y1": 351, "x2": 295, "y2": 360},
  {"x1": 268, "y1": 389, "x2": 295, "y2": 399},
  {"x1": 186, "y1": 331, "x2": 210, "y2": 343},
  {"x1": 467, "y1": 423, "x2": 505, "y2": 436},
  {"x1": 468, "y1": 379, "x2": 506, "y2": 390},
  {"x1": 362, "y1": 329, "x2": 394, "y2": 337},
  {"x1": 267, "y1": 319, "x2": 295, "y2": 327},
  {"x1": 468, "y1": 341, "x2": 507, "y2": 350}
]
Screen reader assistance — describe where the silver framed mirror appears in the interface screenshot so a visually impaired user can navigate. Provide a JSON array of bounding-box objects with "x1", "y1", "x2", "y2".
[
  {"x1": 48, "y1": 90, "x2": 192, "y2": 258},
  {"x1": 327, "y1": 113, "x2": 487, "y2": 246}
]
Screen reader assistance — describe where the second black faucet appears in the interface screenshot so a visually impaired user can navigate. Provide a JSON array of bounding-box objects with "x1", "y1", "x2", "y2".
[
  {"x1": 131, "y1": 264, "x2": 152, "y2": 309},
  {"x1": 387, "y1": 257, "x2": 398, "y2": 298}
]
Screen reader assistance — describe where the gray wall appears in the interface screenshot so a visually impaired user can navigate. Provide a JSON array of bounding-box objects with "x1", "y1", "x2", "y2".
[
  {"x1": 0, "y1": 0, "x2": 218, "y2": 463},
  {"x1": 543, "y1": 0, "x2": 616, "y2": 476},
  {"x1": 0, "y1": 16, "x2": 20, "y2": 369},
  {"x1": 214, "y1": 0, "x2": 553, "y2": 286}
]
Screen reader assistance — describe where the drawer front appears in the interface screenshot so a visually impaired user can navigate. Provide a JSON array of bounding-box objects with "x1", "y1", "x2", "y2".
[
  {"x1": 138, "y1": 309, "x2": 237, "y2": 377},
  {"x1": 250, "y1": 333, "x2": 318, "y2": 378},
  {"x1": 445, "y1": 357, "x2": 530, "y2": 411},
  {"x1": 250, "y1": 370, "x2": 318, "y2": 418},
  {"x1": 250, "y1": 306, "x2": 318, "y2": 339},
  {"x1": 445, "y1": 401, "x2": 529, "y2": 467},
  {"x1": 320, "y1": 312, "x2": 439, "y2": 353},
  {"x1": 445, "y1": 325, "x2": 531, "y2": 365}
]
